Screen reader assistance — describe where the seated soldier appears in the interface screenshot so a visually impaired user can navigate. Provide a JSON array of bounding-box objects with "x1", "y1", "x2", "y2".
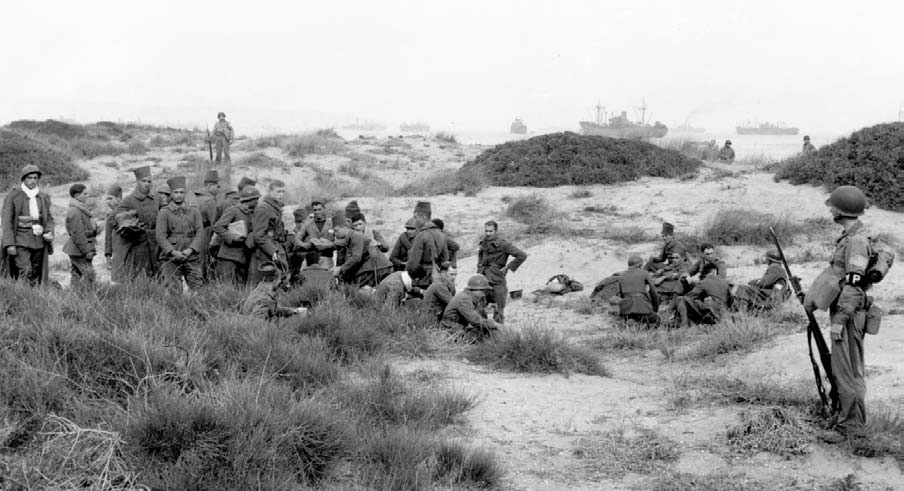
[
  {"x1": 732, "y1": 248, "x2": 789, "y2": 311},
  {"x1": 652, "y1": 250, "x2": 690, "y2": 304},
  {"x1": 686, "y1": 243, "x2": 727, "y2": 280},
  {"x1": 374, "y1": 269, "x2": 422, "y2": 307},
  {"x1": 441, "y1": 274, "x2": 499, "y2": 341},
  {"x1": 614, "y1": 256, "x2": 661, "y2": 326},
  {"x1": 671, "y1": 263, "x2": 731, "y2": 328},
  {"x1": 297, "y1": 251, "x2": 335, "y2": 306},
  {"x1": 242, "y1": 262, "x2": 305, "y2": 320},
  {"x1": 422, "y1": 263, "x2": 457, "y2": 322}
]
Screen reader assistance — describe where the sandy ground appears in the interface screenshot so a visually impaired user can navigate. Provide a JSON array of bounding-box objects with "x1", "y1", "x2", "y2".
[{"x1": 25, "y1": 134, "x2": 904, "y2": 489}]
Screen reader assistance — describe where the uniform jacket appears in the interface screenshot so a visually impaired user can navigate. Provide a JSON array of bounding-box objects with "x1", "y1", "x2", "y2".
[
  {"x1": 194, "y1": 190, "x2": 220, "y2": 228},
  {"x1": 63, "y1": 200, "x2": 98, "y2": 257},
  {"x1": 375, "y1": 271, "x2": 411, "y2": 305},
  {"x1": 826, "y1": 221, "x2": 870, "y2": 325},
  {"x1": 650, "y1": 239, "x2": 688, "y2": 266},
  {"x1": 423, "y1": 276, "x2": 456, "y2": 318},
  {"x1": 687, "y1": 257, "x2": 727, "y2": 278},
  {"x1": 406, "y1": 223, "x2": 448, "y2": 281},
  {"x1": 446, "y1": 235, "x2": 460, "y2": 268},
  {"x1": 115, "y1": 189, "x2": 160, "y2": 248},
  {"x1": 616, "y1": 267, "x2": 660, "y2": 315},
  {"x1": 718, "y1": 146, "x2": 735, "y2": 161},
  {"x1": 242, "y1": 281, "x2": 296, "y2": 319},
  {"x1": 155, "y1": 202, "x2": 204, "y2": 259},
  {"x1": 213, "y1": 203, "x2": 255, "y2": 264},
  {"x1": 336, "y1": 230, "x2": 391, "y2": 279},
  {"x1": 2, "y1": 187, "x2": 54, "y2": 251},
  {"x1": 477, "y1": 236, "x2": 527, "y2": 285},
  {"x1": 252, "y1": 197, "x2": 288, "y2": 258},
  {"x1": 687, "y1": 275, "x2": 732, "y2": 310},
  {"x1": 441, "y1": 291, "x2": 493, "y2": 330},
  {"x1": 296, "y1": 217, "x2": 335, "y2": 257},
  {"x1": 104, "y1": 210, "x2": 116, "y2": 257},
  {"x1": 756, "y1": 263, "x2": 787, "y2": 290},
  {"x1": 389, "y1": 232, "x2": 413, "y2": 270},
  {"x1": 212, "y1": 120, "x2": 234, "y2": 141}
]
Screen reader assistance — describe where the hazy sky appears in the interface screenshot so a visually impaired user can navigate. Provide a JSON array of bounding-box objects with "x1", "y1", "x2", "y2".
[{"x1": 2, "y1": 0, "x2": 902, "y2": 135}]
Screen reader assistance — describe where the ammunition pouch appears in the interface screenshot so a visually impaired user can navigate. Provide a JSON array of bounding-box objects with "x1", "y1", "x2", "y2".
[{"x1": 865, "y1": 296, "x2": 882, "y2": 335}]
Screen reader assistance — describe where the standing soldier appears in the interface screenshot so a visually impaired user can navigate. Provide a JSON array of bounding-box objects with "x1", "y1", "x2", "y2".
[
  {"x1": 389, "y1": 218, "x2": 418, "y2": 271},
  {"x1": 194, "y1": 169, "x2": 221, "y2": 282},
  {"x1": 248, "y1": 180, "x2": 289, "y2": 284},
  {"x1": 63, "y1": 183, "x2": 99, "y2": 289},
  {"x1": 114, "y1": 166, "x2": 160, "y2": 281},
  {"x1": 807, "y1": 186, "x2": 874, "y2": 443},
  {"x1": 155, "y1": 176, "x2": 204, "y2": 294},
  {"x1": 718, "y1": 139, "x2": 735, "y2": 163},
  {"x1": 295, "y1": 199, "x2": 336, "y2": 268},
  {"x1": 406, "y1": 201, "x2": 448, "y2": 290},
  {"x1": 103, "y1": 184, "x2": 123, "y2": 280},
  {"x1": 211, "y1": 112, "x2": 234, "y2": 164},
  {"x1": 432, "y1": 218, "x2": 460, "y2": 268},
  {"x1": 1, "y1": 165, "x2": 54, "y2": 285},
  {"x1": 802, "y1": 135, "x2": 817, "y2": 155},
  {"x1": 477, "y1": 220, "x2": 527, "y2": 324},
  {"x1": 212, "y1": 186, "x2": 259, "y2": 285}
]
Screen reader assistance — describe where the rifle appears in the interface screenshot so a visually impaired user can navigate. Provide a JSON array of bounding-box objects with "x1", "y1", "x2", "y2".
[
  {"x1": 769, "y1": 227, "x2": 838, "y2": 417},
  {"x1": 206, "y1": 125, "x2": 213, "y2": 162}
]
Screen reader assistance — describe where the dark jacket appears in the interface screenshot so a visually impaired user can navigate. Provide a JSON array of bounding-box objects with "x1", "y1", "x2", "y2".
[
  {"x1": 687, "y1": 275, "x2": 732, "y2": 311},
  {"x1": 296, "y1": 216, "x2": 335, "y2": 258},
  {"x1": 389, "y1": 232, "x2": 413, "y2": 271},
  {"x1": 213, "y1": 203, "x2": 255, "y2": 264},
  {"x1": 423, "y1": 276, "x2": 456, "y2": 319},
  {"x1": 446, "y1": 235, "x2": 460, "y2": 268},
  {"x1": 63, "y1": 201, "x2": 98, "y2": 257},
  {"x1": 113, "y1": 188, "x2": 161, "y2": 271},
  {"x1": 1, "y1": 187, "x2": 54, "y2": 251},
  {"x1": 616, "y1": 267, "x2": 659, "y2": 315},
  {"x1": 441, "y1": 291, "x2": 493, "y2": 331},
  {"x1": 406, "y1": 223, "x2": 448, "y2": 284},
  {"x1": 248, "y1": 197, "x2": 288, "y2": 284},
  {"x1": 194, "y1": 190, "x2": 220, "y2": 228},
  {"x1": 687, "y1": 257, "x2": 727, "y2": 278},
  {"x1": 155, "y1": 202, "x2": 204, "y2": 259},
  {"x1": 336, "y1": 230, "x2": 392, "y2": 281},
  {"x1": 477, "y1": 236, "x2": 527, "y2": 285},
  {"x1": 104, "y1": 210, "x2": 116, "y2": 257}
]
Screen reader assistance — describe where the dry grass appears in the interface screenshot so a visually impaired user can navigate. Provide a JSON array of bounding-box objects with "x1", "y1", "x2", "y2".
[
  {"x1": 468, "y1": 325, "x2": 610, "y2": 377},
  {"x1": 573, "y1": 426, "x2": 680, "y2": 477},
  {"x1": 726, "y1": 406, "x2": 811, "y2": 456}
]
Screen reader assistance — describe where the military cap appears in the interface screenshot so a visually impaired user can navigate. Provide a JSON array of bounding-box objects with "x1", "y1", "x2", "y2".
[
  {"x1": 133, "y1": 166, "x2": 151, "y2": 180},
  {"x1": 224, "y1": 190, "x2": 238, "y2": 198},
  {"x1": 239, "y1": 186, "x2": 260, "y2": 202},
  {"x1": 725, "y1": 139, "x2": 732, "y2": 145},
  {"x1": 661, "y1": 222, "x2": 675, "y2": 236},
  {"x1": 157, "y1": 184, "x2": 171, "y2": 195},
  {"x1": 628, "y1": 255, "x2": 643, "y2": 268},
  {"x1": 345, "y1": 200, "x2": 361, "y2": 220},
  {"x1": 217, "y1": 111, "x2": 226, "y2": 118},
  {"x1": 293, "y1": 207, "x2": 309, "y2": 221},
  {"x1": 108, "y1": 183, "x2": 123, "y2": 198},
  {"x1": 466, "y1": 274, "x2": 491, "y2": 290},
  {"x1": 166, "y1": 176, "x2": 186, "y2": 192},
  {"x1": 203, "y1": 169, "x2": 219, "y2": 184},
  {"x1": 20, "y1": 164, "x2": 42, "y2": 180},
  {"x1": 331, "y1": 215, "x2": 347, "y2": 228},
  {"x1": 432, "y1": 218, "x2": 445, "y2": 230},
  {"x1": 414, "y1": 201, "x2": 432, "y2": 219},
  {"x1": 237, "y1": 176, "x2": 257, "y2": 192},
  {"x1": 404, "y1": 218, "x2": 418, "y2": 229}
]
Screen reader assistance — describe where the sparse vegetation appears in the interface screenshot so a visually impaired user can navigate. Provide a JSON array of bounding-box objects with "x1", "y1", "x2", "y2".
[
  {"x1": 601, "y1": 225, "x2": 656, "y2": 243},
  {"x1": 434, "y1": 131, "x2": 457, "y2": 144},
  {"x1": 463, "y1": 132, "x2": 701, "y2": 187},
  {"x1": 573, "y1": 427, "x2": 680, "y2": 477},
  {"x1": 726, "y1": 406, "x2": 811, "y2": 456},
  {"x1": 773, "y1": 122, "x2": 904, "y2": 211},
  {"x1": 468, "y1": 325, "x2": 609, "y2": 376},
  {"x1": 0, "y1": 129, "x2": 89, "y2": 190},
  {"x1": 570, "y1": 188, "x2": 593, "y2": 199},
  {"x1": 503, "y1": 194, "x2": 569, "y2": 235},
  {"x1": 282, "y1": 132, "x2": 345, "y2": 157},
  {"x1": 395, "y1": 166, "x2": 486, "y2": 197}
]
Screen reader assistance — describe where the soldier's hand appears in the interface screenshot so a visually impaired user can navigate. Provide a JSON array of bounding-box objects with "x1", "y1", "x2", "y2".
[
  {"x1": 331, "y1": 266, "x2": 341, "y2": 277},
  {"x1": 830, "y1": 323, "x2": 844, "y2": 342},
  {"x1": 171, "y1": 250, "x2": 185, "y2": 261},
  {"x1": 86, "y1": 252, "x2": 95, "y2": 261},
  {"x1": 6, "y1": 246, "x2": 17, "y2": 256},
  {"x1": 182, "y1": 248, "x2": 194, "y2": 257}
]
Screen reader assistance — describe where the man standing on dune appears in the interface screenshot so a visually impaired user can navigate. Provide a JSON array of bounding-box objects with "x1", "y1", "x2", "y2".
[
  {"x1": 211, "y1": 112, "x2": 234, "y2": 164},
  {"x1": 477, "y1": 220, "x2": 527, "y2": 324},
  {"x1": 2, "y1": 165, "x2": 55, "y2": 285},
  {"x1": 113, "y1": 166, "x2": 160, "y2": 281},
  {"x1": 194, "y1": 170, "x2": 221, "y2": 282},
  {"x1": 156, "y1": 176, "x2": 205, "y2": 294},
  {"x1": 406, "y1": 201, "x2": 448, "y2": 290}
]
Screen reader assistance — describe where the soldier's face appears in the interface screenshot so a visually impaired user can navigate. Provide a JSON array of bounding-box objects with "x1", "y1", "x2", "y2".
[
  {"x1": 106, "y1": 195, "x2": 120, "y2": 208},
  {"x1": 484, "y1": 225, "x2": 497, "y2": 239},
  {"x1": 23, "y1": 174, "x2": 39, "y2": 189},
  {"x1": 207, "y1": 183, "x2": 220, "y2": 194},
  {"x1": 703, "y1": 248, "x2": 715, "y2": 260},
  {"x1": 137, "y1": 177, "x2": 152, "y2": 194},
  {"x1": 352, "y1": 220, "x2": 366, "y2": 232},
  {"x1": 246, "y1": 198, "x2": 259, "y2": 210},
  {"x1": 271, "y1": 186, "x2": 286, "y2": 201},
  {"x1": 171, "y1": 189, "x2": 186, "y2": 204},
  {"x1": 405, "y1": 226, "x2": 417, "y2": 238},
  {"x1": 662, "y1": 234, "x2": 673, "y2": 244},
  {"x1": 312, "y1": 204, "x2": 325, "y2": 220},
  {"x1": 74, "y1": 190, "x2": 89, "y2": 204}
]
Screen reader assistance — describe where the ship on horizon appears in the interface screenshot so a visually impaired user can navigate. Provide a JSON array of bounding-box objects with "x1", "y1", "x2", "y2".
[
  {"x1": 510, "y1": 118, "x2": 527, "y2": 134},
  {"x1": 736, "y1": 121, "x2": 799, "y2": 135},
  {"x1": 400, "y1": 122, "x2": 430, "y2": 132},
  {"x1": 579, "y1": 99, "x2": 668, "y2": 139},
  {"x1": 673, "y1": 118, "x2": 705, "y2": 133},
  {"x1": 341, "y1": 119, "x2": 387, "y2": 131}
]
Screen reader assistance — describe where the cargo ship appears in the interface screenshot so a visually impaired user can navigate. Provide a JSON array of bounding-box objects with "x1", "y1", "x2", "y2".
[
  {"x1": 341, "y1": 119, "x2": 387, "y2": 131},
  {"x1": 400, "y1": 122, "x2": 430, "y2": 132},
  {"x1": 736, "y1": 122, "x2": 799, "y2": 135},
  {"x1": 510, "y1": 118, "x2": 527, "y2": 134},
  {"x1": 579, "y1": 99, "x2": 668, "y2": 139}
]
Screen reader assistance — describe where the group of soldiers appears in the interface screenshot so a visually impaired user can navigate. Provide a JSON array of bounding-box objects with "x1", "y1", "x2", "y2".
[
  {"x1": 593, "y1": 222, "x2": 791, "y2": 328},
  {"x1": 697, "y1": 135, "x2": 816, "y2": 164},
  {"x1": 1, "y1": 158, "x2": 529, "y2": 339}
]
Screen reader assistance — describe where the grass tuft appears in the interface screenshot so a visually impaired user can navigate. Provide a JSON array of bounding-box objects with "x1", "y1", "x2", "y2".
[
  {"x1": 573, "y1": 427, "x2": 680, "y2": 477},
  {"x1": 468, "y1": 325, "x2": 609, "y2": 376},
  {"x1": 726, "y1": 406, "x2": 811, "y2": 456}
]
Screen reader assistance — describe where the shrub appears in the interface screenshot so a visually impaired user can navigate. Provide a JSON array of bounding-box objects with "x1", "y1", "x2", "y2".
[
  {"x1": 850, "y1": 406, "x2": 904, "y2": 465},
  {"x1": 573, "y1": 427, "x2": 680, "y2": 476},
  {"x1": 699, "y1": 209, "x2": 797, "y2": 246},
  {"x1": 677, "y1": 312, "x2": 798, "y2": 360},
  {"x1": 773, "y1": 122, "x2": 904, "y2": 211},
  {"x1": 434, "y1": 132, "x2": 457, "y2": 144},
  {"x1": 7, "y1": 119, "x2": 86, "y2": 139},
  {"x1": 504, "y1": 194, "x2": 568, "y2": 235},
  {"x1": 462, "y1": 131, "x2": 701, "y2": 187},
  {"x1": 726, "y1": 406, "x2": 811, "y2": 456},
  {"x1": 0, "y1": 129, "x2": 89, "y2": 190},
  {"x1": 434, "y1": 440, "x2": 504, "y2": 487},
  {"x1": 127, "y1": 139, "x2": 148, "y2": 155},
  {"x1": 282, "y1": 133, "x2": 345, "y2": 157},
  {"x1": 396, "y1": 166, "x2": 486, "y2": 197},
  {"x1": 234, "y1": 151, "x2": 288, "y2": 169},
  {"x1": 569, "y1": 188, "x2": 593, "y2": 199},
  {"x1": 315, "y1": 128, "x2": 340, "y2": 138},
  {"x1": 468, "y1": 325, "x2": 609, "y2": 376},
  {"x1": 601, "y1": 225, "x2": 656, "y2": 243}
]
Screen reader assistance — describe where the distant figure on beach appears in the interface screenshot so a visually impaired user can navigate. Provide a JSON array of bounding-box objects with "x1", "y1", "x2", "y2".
[
  {"x1": 703, "y1": 139, "x2": 719, "y2": 161},
  {"x1": 211, "y1": 112, "x2": 234, "y2": 164},
  {"x1": 718, "y1": 139, "x2": 735, "y2": 163},
  {"x1": 802, "y1": 135, "x2": 817, "y2": 155}
]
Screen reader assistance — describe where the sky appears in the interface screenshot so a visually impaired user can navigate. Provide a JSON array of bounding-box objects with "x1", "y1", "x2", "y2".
[{"x1": 1, "y1": 0, "x2": 902, "y2": 136}]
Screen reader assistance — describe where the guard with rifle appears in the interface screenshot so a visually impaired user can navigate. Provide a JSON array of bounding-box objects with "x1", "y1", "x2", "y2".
[{"x1": 210, "y1": 111, "x2": 234, "y2": 164}]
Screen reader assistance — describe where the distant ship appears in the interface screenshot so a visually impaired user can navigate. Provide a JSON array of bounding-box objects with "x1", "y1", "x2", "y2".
[
  {"x1": 579, "y1": 99, "x2": 668, "y2": 139},
  {"x1": 400, "y1": 122, "x2": 430, "y2": 132},
  {"x1": 510, "y1": 118, "x2": 527, "y2": 134},
  {"x1": 736, "y1": 122, "x2": 799, "y2": 135},
  {"x1": 341, "y1": 119, "x2": 387, "y2": 131},
  {"x1": 673, "y1": 119, "x2": 705, "y2": 133}
]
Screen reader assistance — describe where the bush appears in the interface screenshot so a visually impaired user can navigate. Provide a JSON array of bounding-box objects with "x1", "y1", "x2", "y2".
[
  {"x1": 726, "y1": 406, "x2": 810, "y2": 456},
  {"x1": 504, "y1": 194, "x2": 568, "y2": 235},
  {"x1": 0, "y1": 129, "x2": 89, "y2": 190},
  {"x1": 573, "y1": 427, "x2": 680, "y2": 477},
  {"x1": 699, "y1": 209, "x2": 797, "y2": 246},
  {"x1": 462, "y1": 131, "x2": 701, "y2": 187},
  {"x1": 434, "y1": 132, "x2": 457, "y2": 144},
  {"x1": 282, "y1": 133, "x2": 345, "y2": 157},
  {"x1": 468, "y1": 325, "x2": 609, "y2": 376},
  {"x1": 396, "y1": 166, "x2": 486, "y2": 197},
  {"x1": 234, "y1": 151, "x2": 288, "y2": 169},
  {"x1": 773, "y1": 122, "x2": 904, "y2": 211},
  {"x1": 8, "y1": 119, "x2": 87, "y2": 139}
]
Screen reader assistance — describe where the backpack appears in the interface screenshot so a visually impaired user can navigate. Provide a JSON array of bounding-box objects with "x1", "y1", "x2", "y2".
[
  {"x1": 545, "y1": 274, "x2": 583, "y2": 295},
  {"x1": 866, "y1": 236, "x2": 895, "y2": 284}
]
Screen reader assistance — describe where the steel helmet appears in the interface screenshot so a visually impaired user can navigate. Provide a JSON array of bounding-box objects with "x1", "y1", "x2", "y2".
[
  {"x1": 20, "y1": 164, "x2": 42, "y2": 180},
  {"x1": 239, "y1": 186, "x2": 261, "y2": 202},
  {"x1": 765, "y1": 249, "x2": 781, "y2": 262},
  {"x1": 466, "y1": 274, "x2": 492, "y2": 290},
  {"x1": 803, "y1": 135, "x2": 811, "y2": 141},
  {"x1": 825, "y1": 185, "x2": 866, "y2": 217}
]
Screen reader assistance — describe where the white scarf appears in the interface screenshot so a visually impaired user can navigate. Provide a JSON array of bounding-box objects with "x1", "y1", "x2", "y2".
[
  {"x1": 21, "y1": 183, "x2": 40, "y2": 219},
  {"x1": 401, "y1": 271, "x2": 412, "y2": 290}
]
